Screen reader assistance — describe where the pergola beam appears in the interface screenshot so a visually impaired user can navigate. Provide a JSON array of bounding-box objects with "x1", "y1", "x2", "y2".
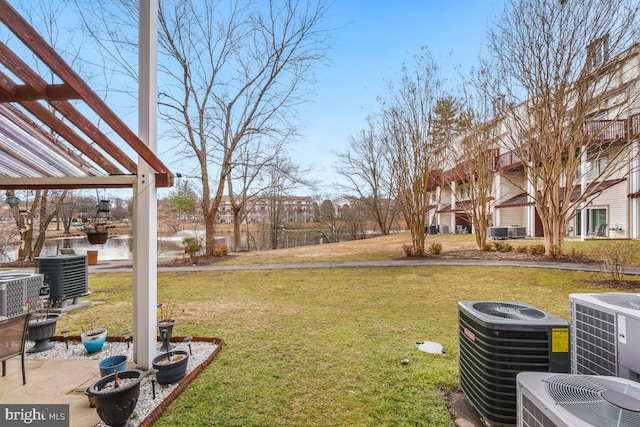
[
  {"x1": 0, "y1": 42, "x2": 138, "y2": 174},
  {"x1": 0, "y1": 175, "x2": 137, "y2": 189},
  {"x1": 0, "y1": 83, "x2": 79, "y2": 102},
  {"x1": 0, "y1": 0, "x2": 173, "y2": 178}
]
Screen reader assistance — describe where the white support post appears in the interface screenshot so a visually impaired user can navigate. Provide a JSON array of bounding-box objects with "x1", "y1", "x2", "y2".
[
  {"x1": 494, "y1": 174, "x2": 501, "y2": 227},
  {"x1": 632, "y1": 141, "x2": 639, "y2": 239},
  {"x1": 580, "y1": 148, "x2": 588, "y2": 241},
  {"x1": 133, "y1": 0, "x2": 159, "y2": 370},
  {"x1": 526, "y1": 169, "x2": 535, "y2": 237},
  {"x1": 435, "y1": 185, "x2": 440, "y2": 226},
  {"x1": 450, "y1": 181, "x2": 456, "y2": 232}
]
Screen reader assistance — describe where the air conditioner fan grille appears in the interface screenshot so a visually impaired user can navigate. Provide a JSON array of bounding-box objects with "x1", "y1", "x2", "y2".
[
  {"x1": 472, "y1": 302, "x2": 547, "y2": 320},
  {"x1": 593, "y1": 293, "x2": 640, "y2": 310},
  {"x1": 546, "y1": 375, "x2": 640, "y2": 426}
]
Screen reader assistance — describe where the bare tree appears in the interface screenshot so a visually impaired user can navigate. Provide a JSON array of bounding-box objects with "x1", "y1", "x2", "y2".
[
  {"x1": 226, "y1": 136, "x2": 283, "y2": 251},
  {"x1": 260, "y1": 155, "x2": 314, "y2": 249},
  {"x1": 315, "y1": 198, "x2": 345, "y2": 243},
  {"x1": 450, "y1": 65, "x2": 500, "y2": 249},
  {"x1": 335, "y1": 120, "x2": 398, "y2": 235},
  {"x1": 75, "y1": 0, "x2": 329, "y2": 255},
  {"x1": 380, "y1": 49, "x2": 445, "y2": 251},
  {"x1": 157, "y1": 0, "x2": 329, "y2": 255},
  {"x1": 488, "y1": 0, "x2": 640, "y2": 254},
  {"x1": 7, "y1": 189, "x2": 66, "y2": 261},
  {"x1": 338, "y1": 201, "x2": 366, "y2": 240}
]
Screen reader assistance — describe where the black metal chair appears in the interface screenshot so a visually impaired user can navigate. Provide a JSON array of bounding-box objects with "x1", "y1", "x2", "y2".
[
  {"x1": 0, "y1": 312, "x2": 32, "y2": 385},
  {"x1": 588, "y1": 223, "x2": 608, "y2": 238}
]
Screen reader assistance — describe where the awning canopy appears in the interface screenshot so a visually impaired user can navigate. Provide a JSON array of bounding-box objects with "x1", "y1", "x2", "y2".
[{"x1": 0, "y1": 0, "x2": 173, "y2": 190}]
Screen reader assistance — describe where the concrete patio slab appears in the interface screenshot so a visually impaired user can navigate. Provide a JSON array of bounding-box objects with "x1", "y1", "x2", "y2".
[{"x1": 1, "y1": 358, "x2": 100, "y2": 427}]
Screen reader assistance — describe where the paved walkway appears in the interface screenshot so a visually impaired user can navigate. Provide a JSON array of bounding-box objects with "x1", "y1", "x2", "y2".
[{"x1": 89, "y1": 257, "x2": 639, "y2": 275}]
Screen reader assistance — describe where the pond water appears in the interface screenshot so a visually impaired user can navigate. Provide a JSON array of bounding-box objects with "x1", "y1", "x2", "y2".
[
  {"x1": 3, "y1": 229, "x2": 375, "y2": 261},
  {"x1": 5, "y1": 235, "x2": 185, "y2": 261}
]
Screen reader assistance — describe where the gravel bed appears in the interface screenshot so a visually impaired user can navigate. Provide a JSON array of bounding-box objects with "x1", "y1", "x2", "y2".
[{"x1": 25, "y1": 339, "x2": 219, "y2": 426}]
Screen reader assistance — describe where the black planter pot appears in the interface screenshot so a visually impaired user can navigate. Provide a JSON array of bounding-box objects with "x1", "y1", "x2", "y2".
[
  {"x1": 87, "y1": 231, "x2": 109, "y2": 244},
  {"x1": 26, "y1": 313, "x2": 60, "y2": 353},
  {"x1": 152, "y1": 350, "x2": 189, "y2": 385},
  {"x1": 87, "y1": 369, "x2": 144, "y2": 427}
]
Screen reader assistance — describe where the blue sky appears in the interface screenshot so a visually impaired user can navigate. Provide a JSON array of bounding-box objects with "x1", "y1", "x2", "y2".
[
  {"x1": 299, "y1": 1, "x2": 505, "y2": 195},
  {"x1": 9, "y1": 1, "x2": 505, "y2": 199}
]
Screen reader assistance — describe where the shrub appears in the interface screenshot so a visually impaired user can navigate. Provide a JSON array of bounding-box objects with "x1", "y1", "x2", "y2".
[
  {"x1": 402, "y1": 244, "x2": 414, "y2": 257},
  {"x1": 214, "y1": 244, "x2": 228, "y2": 257},
  {"x1": 593, "y1": 241, "x2": 640, "y2": 282},
  {"x1": 427, "y1": 243, "x2": 442, "y2": 255},
  {"x1": 483, "y1": 242, "x2": 495, "y2": 252},
  {"x1": 182, "y1": 236, "x2": 202, "y2": 262},
  {"x1": 515, "y1": 245, "x2": 528, "y2": 254},
  {"x1": 402, "y1": 244, "x2": 425, "y2": 257},
  {"x1": 568, "y1": 248, "x2": 586, "y2": 261},
  {"x1": 498, "y1": 242, "x2": 514, "y2": 252},
  {"x1": 488, "y1": 241, "x2": 514, "y2": 252},
  {"x1": 528, "y1": 244, "x2": 545, "y2": 255},
  {"x1": 548, "y1": 245, "x2": 563, "y2": 259}
]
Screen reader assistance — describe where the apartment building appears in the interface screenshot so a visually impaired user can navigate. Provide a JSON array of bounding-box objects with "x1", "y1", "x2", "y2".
[
  {"x1": 428, "y1": 40, "x2": 640, "y2": 240},
  {"x1": 217, "y1": 195, "x2": 315, "y2": 224}
]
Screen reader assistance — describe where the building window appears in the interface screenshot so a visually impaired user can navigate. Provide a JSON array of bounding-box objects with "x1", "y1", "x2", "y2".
[
  {"x1": 577, "y1": 156, "x2": 608, "y2": 180},
  {"x1": 587, "y1": 34, "x2": 609, "y2": 70},
  {"x1": 575, "y1": 207, "x2": 607, "y2": 236},
  {"x1": 459, "y1": 186, "x2": 470, "y2": 200}
]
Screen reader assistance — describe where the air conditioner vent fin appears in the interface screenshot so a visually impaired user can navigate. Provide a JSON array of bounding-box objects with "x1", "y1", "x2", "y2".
[
  {"x1": 518, "y1": 372, "x2": 640, "y2": 427},
  {"x1": 521, "y1": 393, "x2": 556, "y2": 427},
  {"x1": 593, "y1": 293, "x2": 640, "y2": 310},
  {"x1": 546, "y1": 374, "x2": 640, "y2": 425},
  {"x1": 472, "y1": 301, "x2": 547, "y2": 320}
]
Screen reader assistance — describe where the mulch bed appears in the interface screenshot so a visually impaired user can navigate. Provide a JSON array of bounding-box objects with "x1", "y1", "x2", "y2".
[{"x1": 411, "y1": 249, "x2": 595, "y2": 264}]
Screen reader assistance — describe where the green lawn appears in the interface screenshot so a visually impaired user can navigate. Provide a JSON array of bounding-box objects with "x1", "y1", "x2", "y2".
[{"x1": 57, "y1": 250, "x2": 624, "y2": 426}]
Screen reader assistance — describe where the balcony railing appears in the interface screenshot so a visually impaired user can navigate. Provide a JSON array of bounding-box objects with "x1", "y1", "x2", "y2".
[
  {"x1": 631, "y1": 113, "x2": 640, "y2": 137},
  {"x1": 585, "y1": 119, "x2": 627, "y2": 141},
  {"x1": 496, "y1": 150, "x2": 523, "y2": 170},
  {"x1": 495, "y1": 114, "x2": 640, "y2": 170}
]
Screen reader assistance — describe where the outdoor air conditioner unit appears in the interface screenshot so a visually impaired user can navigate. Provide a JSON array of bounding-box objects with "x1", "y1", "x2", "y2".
[
  {"x1": 488, "y1": 226, "x2": 509, "y2": 239},
  {"x1": 459, "y1": 301, "x2": 570, "y2": 426},
  {"x1": 0, "y1": 270, "x2": 44, "y2": 317},
  {"x1": 516, "y1": 372, "x2": 640, "y2": 427},
  {"x1": 34, "y1": 255, "x2": 88, "y2": 303},
  {"x1": 488, "y1": 226, "x2": 527, "y2": 240},
  {"x1": 507, "y1": 226, "x2": 526, "y2": 239},
  {"x1": 570, "y1": 292, "x2": 640, "y2": 380}
]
